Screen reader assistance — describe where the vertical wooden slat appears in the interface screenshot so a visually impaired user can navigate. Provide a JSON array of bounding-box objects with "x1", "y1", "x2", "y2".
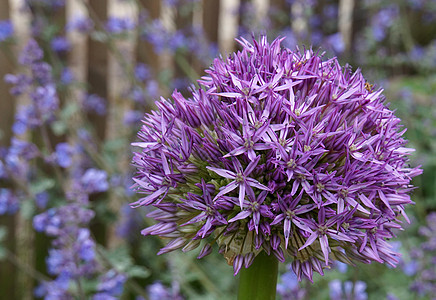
[
  {"x1": 253, "y1": 0, "x2": 269, "y2": 26},
  {"x1": 175, "y1": 0, "x2": 194, "y2": 94},
  {"x1": 291, "y1": 0, "x2": 308, "y2": 43},
  {"x1": 238, "y1": 0, "x2": 251, "y2": 31},
  {"x1": 87, "y1": 0, "x2": 109, "y2": 140},
  {"x1": 136, "y1": 0, "x2": 161, "y2": 72},
  {"x1": 86, "y1": 0, "x2": 109, "y2": 246},
  {"x1": 105, "y1": 1, "x2": 137, "y2": 248},
  {"x1": 0, "y1": 5, "x2": 15, "y2": 147},
  {"x1": 0, "y1": 0, "x2": 18, "y2": 298},
  {"x1": 339, "y1": 0, "x2": 355, "y2": 57},
  {"x1": 269, "y1": 0, "x2": 288, "y2": 29},
  {"x1": 218, "y1": 0, "x2": 239, "y2": 53},
  {"x1": 351, "y1": 0, "x2": 366, "y2": 66},
  {"x1": 203, "y1": 0, "x2": 220, "y2": 44}
]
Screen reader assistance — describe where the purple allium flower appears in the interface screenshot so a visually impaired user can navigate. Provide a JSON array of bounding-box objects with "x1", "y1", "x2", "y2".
[{"x1": 131, "y1": 36, "x2": 422, "y2": 281}]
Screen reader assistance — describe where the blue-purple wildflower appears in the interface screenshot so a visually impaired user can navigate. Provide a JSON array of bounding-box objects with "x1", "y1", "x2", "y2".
[
  {"x1": 0, "y1": 20, "x2": 13, "y2": 42},
  {"x1": 66, "y1": 15, "x2": 94, "y2": 33},
  {"x1": 277, "y1": 268, "x2": 307, "y2": 299},
  {"x1": 409, "y1": 212, "x2": 436, "y2": 297},
  {"x1": 80, "y1": 168, "x2": 109, "y2": 194},
  {"x1": 93, "y1": 270, "x2": 127, "y2": 300},
  {"x1": 0, "y1": 189, "x2": 19, "y2": 215},
  {"x1": 54, "y1": 142, "x2": 75, "y2": 168},
  {"x1": 33, "y1": 203, "x2": 98, "y2": 299},
  {"x1": 6, "y1": 40, "x2": 59, "y2": 135},
  {"x1": 50, "y1": 36, "x2": 71, "y2": 53},
  {"x1": 142, "y1": 281, "x2": 184, "y2": 300},
  {"x1": 105, "y1": 17, "x2": 135, "y2": 34},
  {"x1": 82, "y1": 94, "x2": 107, "y2": 116},
  {"x1": 329, "y1": 279, "x2": 368, "y2": 300},
  {"x1": 131, "y1": 36, "x2": 422, "y2": 281}
]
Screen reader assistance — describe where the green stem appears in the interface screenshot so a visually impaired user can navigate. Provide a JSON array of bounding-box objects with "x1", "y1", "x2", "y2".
[{"x1": 237, "y1": 252, "x2": 279, "y2": 300}]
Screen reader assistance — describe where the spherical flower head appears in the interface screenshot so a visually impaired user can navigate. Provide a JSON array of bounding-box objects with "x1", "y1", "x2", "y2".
[{"x1": 131, "y1": 36, "x2": 422, "y2": 281}]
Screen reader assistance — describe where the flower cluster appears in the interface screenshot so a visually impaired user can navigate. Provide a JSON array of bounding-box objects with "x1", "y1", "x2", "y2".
[
  {"x1": 131, "y1": 36, "x2": 421, "y2": 281},
  {"x1": 140, "y1": 281, "x2": 184, "y2": 300},
  {"x1": 0, "y1": 20, "x2": 13, "y2": 42},
  {"x1": 276, "y1": 268, "x2": 307, "y2": 300},
  {"x1": 5, "y1": 39, "x2": 59, "y2": 135},
  {"x1": 93, "y1": 269, "x2": 127, "y2": 300},
  {"x1": 409, "y1": 212, "x2": 436, "y2": 297},
  {"x1": 329, "y1": 279, "x2": 368, "y2": 300},
  {"x1": 33, "y1": 204, "x2": 98, "y2": 299}
]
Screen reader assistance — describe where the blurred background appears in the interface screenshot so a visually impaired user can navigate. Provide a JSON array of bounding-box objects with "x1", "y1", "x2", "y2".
[{"x1": 0, "y1": 0, "x2": 435, "y2": 299}]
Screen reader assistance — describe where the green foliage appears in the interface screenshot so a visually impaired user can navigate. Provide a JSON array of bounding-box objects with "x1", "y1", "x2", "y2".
[
  {"x1": 99, "y1": 245, "x2": 150, "y2": 280},
  {"x1": 0, "y1": 226, "x2": 7, "y2": 260}
]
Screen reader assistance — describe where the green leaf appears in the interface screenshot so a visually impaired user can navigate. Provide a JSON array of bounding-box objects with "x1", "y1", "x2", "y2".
[
  {"x1": 91, "y1": 31, "x2": 108, "y2": 43},
  {"x1": 61, "y1": 102, "x2": 80, "y2": 120},
  {"x1": 51, "y1": 120, "x2": 67, "y2": 136},
  {"x1": 79, "y1": 278, "x2": 99, "y2": 294},
  {"x1": 0, "y1": 227, "x2": 7, "y2": 261},
  {"x1": 0, "y1": 247, "x2": 6, "y2": 261},
  {"x1": 20, "y1": 199, "x2": 35, "y2": 220},
  {"x1": 103, "y1": 137, "x2": 126, "y2": 153},
  {"x1": 29, "y1": 178, "x2": 56, "y2": 195},
  {"x1": 100, "y1": 245, "x2": 134, "y2": 273},
  {"x1": 126, "y1": 266, "x2": 150, "y2": 279}
]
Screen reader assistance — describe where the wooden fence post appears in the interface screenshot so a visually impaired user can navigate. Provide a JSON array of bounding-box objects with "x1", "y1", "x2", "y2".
[
  {"x1": 175, "y1": 0, "x2": 195, "y2": 89},
  {"x1": 86, "y1": 0, "x2": 109, "y2": 247},
  {"x1": 137, "y1": 0, "x2": 161, "y2": 73},
  {"x1": 339, "y1": 0, "x2": 355, "y2": 57},
  {"x1": 87, "y1": 1, "x2": 109, "y2": 140},
  {"x1": 203, "y1": 0, "x2": 220, "y2": 44},
  {"x1": 0, "y1": 0, "x2": 17, "y2": 298},
  {"x1": 291, "y1": 0, "x2": 308, "y2": 42},
  {"x1": 270, "y1": 0, "x2": 289, "y2": 29},
  {"x1": 218, "y1": 0, "x2": 239, "y2": 53}
]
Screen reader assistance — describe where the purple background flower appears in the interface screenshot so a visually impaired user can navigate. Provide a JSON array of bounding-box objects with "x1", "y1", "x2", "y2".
[{"x1": 0, "y1": 1, "x2": 433, "y2": 298}]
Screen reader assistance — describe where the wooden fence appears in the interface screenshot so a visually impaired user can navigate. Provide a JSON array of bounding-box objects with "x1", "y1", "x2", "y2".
[{"x1": 0, "y1": 0, "x2": 357, "y2": 298}]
